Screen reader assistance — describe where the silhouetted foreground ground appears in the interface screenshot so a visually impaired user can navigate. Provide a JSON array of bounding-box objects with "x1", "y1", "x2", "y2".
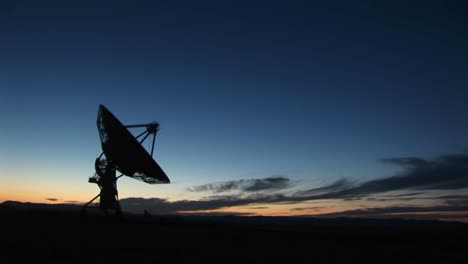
[{"x1": 1, "y1": 208, "x2": 467, "y2": 263}]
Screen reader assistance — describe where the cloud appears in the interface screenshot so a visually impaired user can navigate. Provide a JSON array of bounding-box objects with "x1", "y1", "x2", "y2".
[
  {"x1": 383, "y1": 192, "x2": 424, "y2": 197},
  {"x1": 315, "y1": 205, "x2": 468, "y2": 222},
  {"x1": 187, "y1": 176, "x2": 291, "y2": 193},
  {"x1": 291, "y1": 206, "x2": 327, "y2": 211},
  {"x1": 64, "y1": 200, "x2": 80, "y2": 204},
  {"x1": 120, "y1": 193, "x2": 468, "y2": 221},
  {"x1": 119, "y1": 191, "x2": 354, "y2": 215},
  {"x1": 45, "y1": 198, "x2": 60, "y2": 202},
  {"x1": 380, "y1": 157, "x2": 430, "y2": 167},
  {"x1": 442, "y1": 195, "x2": 468, "y2": 207},
  {"x1": 177, "y1": 211, "x2": 254, "y2": 216},
  {"x1": 121, "y1": 194, "x2": 286, "y2": 214},
  {"x1": 294, "y1": 153, "x2": 468, "y2": 200},
  {"x1": 377, "y1": 154, "x2": 468, "y2": 190},
  {"x1": 364, "y1": 194, "x2": 468, "y2": 203},
  {"x1": 122, "y1": 153, "x2": 468, "y2": 216},
  {"x1": 295, "y1": 178, "x2": 354, "y2": 196},
  {"x1": 190, "y1": 153, "x2": 468, "y2": 202}
]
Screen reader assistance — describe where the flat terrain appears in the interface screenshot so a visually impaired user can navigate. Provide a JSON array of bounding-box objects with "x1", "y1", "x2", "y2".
[{"x1": 1, "y1": 209, "x2": 467, "y2": 263}]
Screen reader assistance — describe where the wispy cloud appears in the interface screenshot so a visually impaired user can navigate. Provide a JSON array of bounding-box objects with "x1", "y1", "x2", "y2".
[
  {"x1": 380, "y1": 157, "x2": 430, "y2": 167},
  {"x1": 291, "y1": 206, "x2": 327, "y2": 211},
  {"x1": 187, "y1": 176, "x2": 291, "y2": 193},
  {"x1": 121, "y1": 194, "x2": 287, "y2": 214},
  {"x1": 120, "y1": 193, "x2": 468, "y2": 220},
  {"x1": 294, "y1": 178, "x2": 354, "y2": 196},
  {"x1": 64, "y1": 200, "x2": 79, "y2": 204},
  {"x1": 315, "y1": 204, "x2": 468, "y2": 221},
  {"x1": 122, "y1": 152, "x2": 468, "y2": 220},
  {"x1": 293, "y1": 153, "x2": 468, "y2": 200}
]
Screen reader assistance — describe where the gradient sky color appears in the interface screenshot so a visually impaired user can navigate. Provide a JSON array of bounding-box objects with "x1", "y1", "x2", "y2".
[{"x1": 1, "y1": 1, "x2": 468, "y2": 220}]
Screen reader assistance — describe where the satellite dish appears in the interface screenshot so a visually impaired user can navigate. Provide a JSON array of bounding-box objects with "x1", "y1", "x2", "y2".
[{"x1": 82, "y1": 105, "x2": 170, "y2": 215}]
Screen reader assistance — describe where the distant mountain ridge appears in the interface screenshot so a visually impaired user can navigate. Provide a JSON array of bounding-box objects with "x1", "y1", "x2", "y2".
[
  {"x1": 1, "y1": 200, "x2": 82, "y2": 212},
  {"x1": 2, "y1": 200, "x2": 468, "y2": 229}
]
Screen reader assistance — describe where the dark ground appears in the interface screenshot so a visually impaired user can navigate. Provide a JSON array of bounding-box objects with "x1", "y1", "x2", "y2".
[{"x1": 1, "y1": 208, "x2": 467, "y2": 263}]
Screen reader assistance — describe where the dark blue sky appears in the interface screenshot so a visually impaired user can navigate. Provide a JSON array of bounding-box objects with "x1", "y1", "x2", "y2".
[{"x1": 1, "y1": 1, "x2": 468, "y2": 215}]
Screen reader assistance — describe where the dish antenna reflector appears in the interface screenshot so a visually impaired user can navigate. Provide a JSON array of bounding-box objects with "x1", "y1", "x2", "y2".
[{"x1": 82, "y1": 105, "x2": 170, "y2": 215}]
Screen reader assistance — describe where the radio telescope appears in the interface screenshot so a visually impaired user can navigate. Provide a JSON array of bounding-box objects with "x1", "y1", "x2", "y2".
[{"x1": 82, "y1": 105, "x2": 170, "y2": 215}]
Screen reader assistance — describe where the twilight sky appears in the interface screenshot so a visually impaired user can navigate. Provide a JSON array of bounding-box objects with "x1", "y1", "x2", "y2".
[{"x1": 1, "y1": 0, "x2": 468, "y2": 221}]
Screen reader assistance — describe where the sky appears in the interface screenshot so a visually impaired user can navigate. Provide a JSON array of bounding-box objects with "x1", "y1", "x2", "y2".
[{"x1": 1, "y1": 0, "x2": 468, "y2": 222}]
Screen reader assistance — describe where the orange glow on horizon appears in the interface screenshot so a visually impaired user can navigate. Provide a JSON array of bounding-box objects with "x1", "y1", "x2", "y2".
[
  {"x1": 0, "y1": 187, "x2": 89, "y2": 205},
  {"x1": 178, "y1": 203, "x2": 358, "y2": 217}
]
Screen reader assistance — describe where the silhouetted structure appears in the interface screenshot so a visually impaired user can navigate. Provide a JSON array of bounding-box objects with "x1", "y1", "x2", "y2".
[{"x1": 82, "y1": 105, "x2": 170, "y2": 215}]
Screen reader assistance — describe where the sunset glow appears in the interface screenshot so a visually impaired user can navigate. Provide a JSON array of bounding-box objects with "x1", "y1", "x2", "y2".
[{"x1": 1, "y1": 0, "x2": 467, "y2": 223}]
